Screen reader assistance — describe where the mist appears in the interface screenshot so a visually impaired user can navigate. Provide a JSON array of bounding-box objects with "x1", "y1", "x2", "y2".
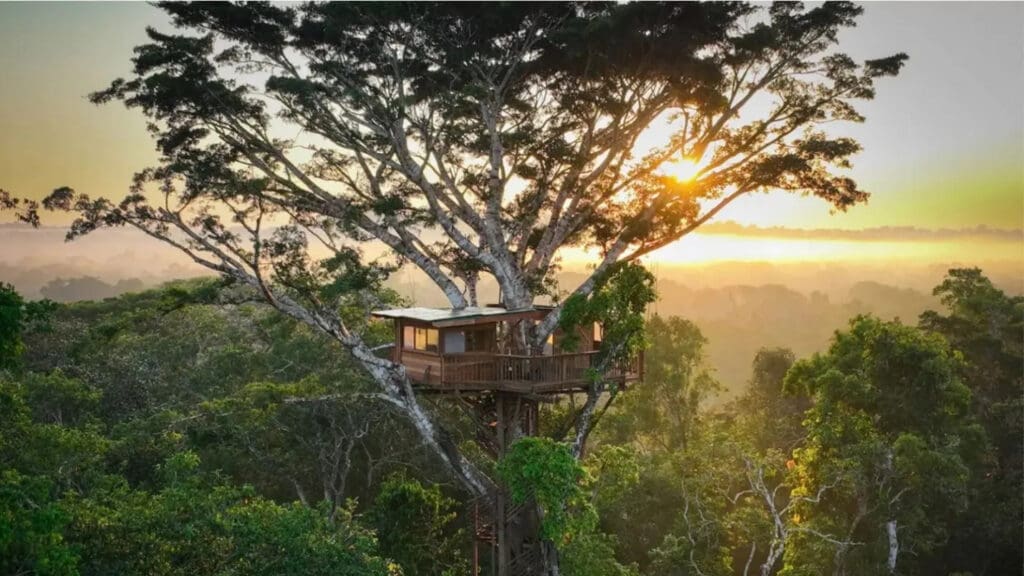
[{"x1": 4, "y1": 222, "x2": 1019, "y2": 397}]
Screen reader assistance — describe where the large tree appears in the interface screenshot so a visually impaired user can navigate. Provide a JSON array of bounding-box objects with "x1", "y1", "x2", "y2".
[
  {"x1": 3, "y1": 2, "x2": 905, "y2": 498},
  {"x1": 0, "y1": 283, "x2": 54, "y2": 372},
  {"x1": 919, "y1": 269, "x2": 1023, "y2": 575},
  {"x1": 781, "y1": 317, "x2": 983, "y2": 576}
]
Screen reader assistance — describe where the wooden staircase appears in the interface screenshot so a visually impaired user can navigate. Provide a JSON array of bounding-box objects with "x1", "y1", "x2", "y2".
[{"x1": 472, "y1": 492, "x2": 545, "y2": 576}]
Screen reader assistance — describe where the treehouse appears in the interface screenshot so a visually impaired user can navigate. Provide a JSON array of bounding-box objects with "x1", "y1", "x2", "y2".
[{"x1": 371, "y1": 305, "x2": 643, "y2": 394}]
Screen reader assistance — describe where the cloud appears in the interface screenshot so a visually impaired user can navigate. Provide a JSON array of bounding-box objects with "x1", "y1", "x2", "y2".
[{"x1": 697, "y1": 221, "x2": 1024, "y2": 242}]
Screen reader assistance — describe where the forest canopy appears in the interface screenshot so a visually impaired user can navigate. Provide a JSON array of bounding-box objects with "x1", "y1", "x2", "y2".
[{"x1": 1, "y1": 267, "x2": 1020, "y2": 575}]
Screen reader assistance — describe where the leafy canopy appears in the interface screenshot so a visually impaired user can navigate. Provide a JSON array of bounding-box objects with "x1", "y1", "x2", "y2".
[
  {"x1": 12, "y1": 2, "x2": 905, "y2": 334},
  {"x1": 0, "y1": 283, "x2": 54, "y2": 372},
  {"x1": 368, "y1": 476, "x2": 468, "y2": 576},
  {"x1": 918, "y1": 268, "x2": 1023, "y2": 575},
  {"x1": 498, "y1": 437, "x2": 597, "y2": 542},
  {"x1": 782, "y1": 316, "x2": 983, "y2": 575}
]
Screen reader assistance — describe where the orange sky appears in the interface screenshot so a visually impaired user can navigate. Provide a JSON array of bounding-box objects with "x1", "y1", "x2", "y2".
[{"x1": 0, "y1": 2, "x2": 1021, "y2": 269}]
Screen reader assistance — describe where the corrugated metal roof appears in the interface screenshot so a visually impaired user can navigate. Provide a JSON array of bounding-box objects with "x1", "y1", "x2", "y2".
[{"x1": 371, "y1": 306, "x2": 542, "y2": 325}]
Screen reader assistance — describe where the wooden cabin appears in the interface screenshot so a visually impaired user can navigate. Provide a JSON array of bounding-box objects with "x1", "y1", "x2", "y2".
[{"x1": 371, "y1": 306, "x2": 642, "y2": 394}]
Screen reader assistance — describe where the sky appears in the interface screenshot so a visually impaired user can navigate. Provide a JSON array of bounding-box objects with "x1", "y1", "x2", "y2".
[{"x1": 0, "y1": 2, "x2": 1021, "y2": 272}]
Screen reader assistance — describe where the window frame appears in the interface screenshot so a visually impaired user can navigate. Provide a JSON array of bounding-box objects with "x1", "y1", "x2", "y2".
[{"x1": 403, "y1": 324, "x2": 440, "y2": 354}]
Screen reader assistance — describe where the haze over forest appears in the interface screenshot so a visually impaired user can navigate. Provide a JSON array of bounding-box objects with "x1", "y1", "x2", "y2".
[{"x1": 4, "y1": 222, "x2": 1020, "y2": 397}]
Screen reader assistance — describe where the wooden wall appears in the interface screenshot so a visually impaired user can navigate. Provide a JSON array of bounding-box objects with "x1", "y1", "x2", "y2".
[
  {"x1": 400, "y1": 350, "x2": 443, "y2": 384},
  {"x1": 388, "y1": 316, "x2": 601, "y2": 386}
]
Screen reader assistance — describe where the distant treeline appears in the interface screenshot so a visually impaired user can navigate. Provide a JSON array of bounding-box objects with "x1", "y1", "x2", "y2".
[{"x1": 0, "y1": 268, "x2": 1004, "y2": 399}]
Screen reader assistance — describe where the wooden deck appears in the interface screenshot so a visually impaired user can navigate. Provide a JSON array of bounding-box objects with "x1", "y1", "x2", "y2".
[{"x1": 413, "y1": 351, "x2": 642, "y2": 393}]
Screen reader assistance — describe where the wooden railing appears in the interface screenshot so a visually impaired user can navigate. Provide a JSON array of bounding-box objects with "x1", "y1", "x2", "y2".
[{"x1": 439, "y1": 351, "x2": 642, "y2": 389}]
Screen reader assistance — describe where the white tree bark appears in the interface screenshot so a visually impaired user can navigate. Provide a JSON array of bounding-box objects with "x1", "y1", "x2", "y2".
[
  {"x1": 112, "y1": 210, "x2": 497, "y2": 498},
  {"x1": 886, "y1": 519, "x2": 898, "y2": 574},
  {"x1": 348, "y1": 338, "x2": 493, "y2": 497}
]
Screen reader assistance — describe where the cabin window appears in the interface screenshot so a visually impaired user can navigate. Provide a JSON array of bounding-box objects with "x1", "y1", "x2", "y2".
[
  {"x1": 403, "y1": 326, "x2": 439, "y2": 353},
  {"x1": 594, "y1": 322, "x2": 604, "y2": 345}
]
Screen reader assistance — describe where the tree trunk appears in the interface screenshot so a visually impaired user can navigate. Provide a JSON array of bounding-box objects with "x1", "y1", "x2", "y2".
[
  {"x1": 886, "y1": 519, "x2": 898, "y2": 574},
  {"x1": 542, "y1": 540, "x2": 561, "y2": 576},
  {"x1": 349, "y1": 340, "x2": 493, "y2": 497}
]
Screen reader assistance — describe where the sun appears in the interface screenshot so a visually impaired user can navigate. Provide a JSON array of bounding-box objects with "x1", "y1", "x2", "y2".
[{"x1": 660, "y1": 157, "x2": 704, "y2": 182}]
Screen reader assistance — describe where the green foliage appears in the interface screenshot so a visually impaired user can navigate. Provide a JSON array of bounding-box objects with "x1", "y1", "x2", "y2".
[
  {"x1": 733, "y1": 347, "x2": 807, "y2": 453},
  {"x1": 497, "y1": 440, "x2": 639, "y2": 575},
  {"x1": 0, "y1": 471, "x2": 78, "y2": 576},
  {"x1": 0, "y1": 373, "x2": 110, "y2": 492},
  {"x1": 497, "y1": 437, "x2": 596, "y2": 542},
  {"x1": 921, "y1": 268, "x2": 1022, "y2": 458},
  {"x1": 191, "y1": 375, "x2": 407, "y2": 515},
  {"x1": 589, "y1": 318, "x2": 722, "y2": 571},
  {"x1": 583, "y1": 446, "x2": 640, "y2": 511},
  {"x1": 368, "y1": 476, "x2": 468, "y2": 576},
  {"x1": 601, "y1": 314, "x2": 718, "y2": 450},
  {"x1": 1, "y1": 282, "x2": 445, "y2": 576},
  {"x1": 3, "y1": 269, "x2": 1019, "y2": 576},
  {"x1": 106, "y1": 410, "x2": 188, "y2": 489},
  {"x1": 644, "y1": 420, "x2": 743, "y2": 576},
  {"x1": 21, "y1": 279, "x2": 381, "y2": 423},
  {"x1": 782, "y1": 316, "x2": 983, "y2": 575},
  {"x1": 67, "y1": 452, "x2": 393, "y2": 576},
  {"x1": 17, "y1": 280, "x2": 419, "y2": 500},
  {"x1": 589, "y1": 453, "x2": 684, "y2": 571},
  {"x1": 560, "y1": 532, "x2": 639, "y2": 576},
  {"x1": 918, "y1": 268, "x2": 1023, "y2": 574},
  {"x1": 0, "y1": 283, "x2": 54, "y2": 372},
  {"x1": 649, "y1": 532, "x2": 732, "y2": 576},
  {"x1": 559, "y1": 264, "x2": 656, "y2": 366},
  {"x1": 0, "y1": 283, "x2": 26, "y2": 369},
  {"x1": 20, "y1": 371, "x2": 102, "y2": 428}
]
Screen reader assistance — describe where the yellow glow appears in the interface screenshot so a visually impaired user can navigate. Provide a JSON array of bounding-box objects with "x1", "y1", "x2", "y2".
[
  {"x1": 660, "y1": 157, "x2": 704, "y2": 182},
  {"x1": 561, "y1": 232, "x2": 1024, "y2": 266},
  {"x1": 650, "y1": 234, "x2": 876, "y2": 264}
]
